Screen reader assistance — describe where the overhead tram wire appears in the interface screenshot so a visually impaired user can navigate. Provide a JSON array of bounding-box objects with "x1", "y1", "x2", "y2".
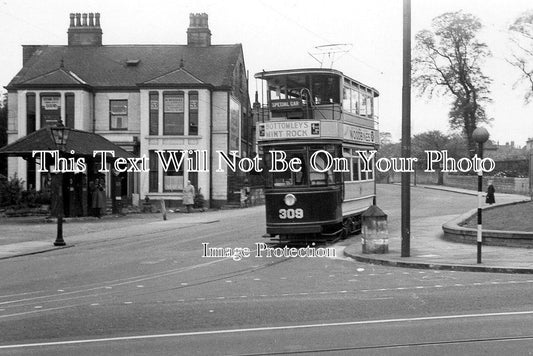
[{"x1": 256, "y1": 0, "x2": 384, "y2": 76}]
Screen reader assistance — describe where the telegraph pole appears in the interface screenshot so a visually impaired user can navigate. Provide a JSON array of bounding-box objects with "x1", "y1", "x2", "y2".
[{"x1": 401, "y1": 0, "x2": 411, "y2": 257}]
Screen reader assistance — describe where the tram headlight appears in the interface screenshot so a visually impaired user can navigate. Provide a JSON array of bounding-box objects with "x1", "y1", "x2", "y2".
[{"x1": 284, "y1": 194, "x2": 297, "y2": 206}]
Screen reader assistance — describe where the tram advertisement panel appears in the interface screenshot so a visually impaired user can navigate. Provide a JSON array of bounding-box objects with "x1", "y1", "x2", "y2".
[
  {"x1": 343, "y1": 124, "x2": 377, "y2": 145},
  {"x1": 258, "y1": 121, "x2": 320, "y2": 139}
]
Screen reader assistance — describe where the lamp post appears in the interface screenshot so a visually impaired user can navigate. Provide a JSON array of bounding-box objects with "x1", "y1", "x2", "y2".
[
  {"x1": 472, "y1": 127, "x2": 489, "y2": 264},
  {"x1": 51, "y1": 121, "x2": 69, "y2": 246}
]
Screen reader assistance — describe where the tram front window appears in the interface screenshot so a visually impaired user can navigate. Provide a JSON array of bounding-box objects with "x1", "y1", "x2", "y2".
[
  {"x1": 270, "y1": 151, "x2": 306, "y2": 187},
  {"x1": 309, "y1": 148, "x2": 335, "y2": 186},
  {"x1": 265, "y1": 146, "x2": 340, "y2": 188},
  {"x1": 267, "y1": 74, "x2": 340, "y2": 104}
]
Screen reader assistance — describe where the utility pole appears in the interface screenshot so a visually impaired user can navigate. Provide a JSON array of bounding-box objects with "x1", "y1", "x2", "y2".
[{"x1": 401, "y1": 0, "x2": 411, "y2": 257}]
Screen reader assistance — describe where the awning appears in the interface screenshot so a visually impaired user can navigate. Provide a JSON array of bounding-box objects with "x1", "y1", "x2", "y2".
[{"x1": 0, "y1": 126, "x2": 135, "y2": 159}]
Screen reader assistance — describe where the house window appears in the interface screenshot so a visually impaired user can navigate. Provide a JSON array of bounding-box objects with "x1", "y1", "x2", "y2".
[
  {"x1": 163, "y1": 92, "x2": 184, "y2": 135},
  {"x1": 109, "y1": 100, "x2": 128, "y2": 130},
  {"x1": 189, "y1": 91, "x2": 198, "y2": 135},
  {"x1": 65, "y1": 93, "x2": 75, "y2": 128},
  {"x1": 162, "y1": 151, "x2": 184, "y2": 192},
  {"x1": 26, "y1": 93, "x2": 36, "y2": 134},
  {"x1": 187, "y1": 150, "x2": 198, "y2": 188},
  {"x1": 149, "y1": 150, "x2": 158, "y2": 193},
  {"x1": 149, "y1": 92, "x2": 159, "y2": 135},
  {"x1": 40, "y1": 93, "x2": 61, "y2": 127}
]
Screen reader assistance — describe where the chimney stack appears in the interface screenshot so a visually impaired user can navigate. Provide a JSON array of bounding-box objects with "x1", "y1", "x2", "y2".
[
  {"x1": 187, "y1": 13, "x2": 211, "y2": 47},
  {"x1": 68, "y1": 12, "x2": 103, "y2": 46}
]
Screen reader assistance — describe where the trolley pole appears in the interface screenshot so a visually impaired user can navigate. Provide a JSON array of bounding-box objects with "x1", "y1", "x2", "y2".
[{"x1": 401, "y1": 0, "x2": 411, "y2": 257}]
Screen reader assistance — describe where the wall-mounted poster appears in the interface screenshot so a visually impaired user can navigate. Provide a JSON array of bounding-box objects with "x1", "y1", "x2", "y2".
[
  {"x1": 41, "y1": 96, "x2": 60, "y2": 110},
  {"x1": 164, "y1": 94, "x2": 184, "y2": 113},
  {"x1": 41, "y1": 94, "x2": 61, "y2": 126}
]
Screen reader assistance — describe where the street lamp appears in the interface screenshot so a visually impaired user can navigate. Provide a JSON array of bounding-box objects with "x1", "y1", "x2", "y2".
[
  {"x1": 472, "y1": 127, "x2": 489, "y2": 264},
  {"x1": 51, "y1": 121, "x2": 69, "y2": 246}
]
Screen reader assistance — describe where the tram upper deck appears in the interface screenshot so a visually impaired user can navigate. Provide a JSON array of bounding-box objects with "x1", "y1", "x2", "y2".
[{"x1": 254, "y1": 68, "x2": 379, "y2": 135}]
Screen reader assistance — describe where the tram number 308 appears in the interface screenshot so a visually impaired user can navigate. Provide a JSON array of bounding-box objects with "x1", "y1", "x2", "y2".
[{"x1": 278, "y1": 208, "x2": 304, "y2": 219}]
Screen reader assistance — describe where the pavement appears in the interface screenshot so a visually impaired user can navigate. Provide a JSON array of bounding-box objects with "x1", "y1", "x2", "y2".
[
  {"x1": 2, "y1": 185, "x2": 533, "y2": 273},
  {"x1": 344, "y1": 184, "x2": 533, "y2": 274}
]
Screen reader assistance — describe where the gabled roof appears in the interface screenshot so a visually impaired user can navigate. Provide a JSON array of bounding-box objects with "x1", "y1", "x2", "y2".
[
  {"x1": 0, "y1": 126, "x2": 134, "y2": 159},
  {"x1": 7, "y1": 44, "x2": 243, "y2": 90},
  {"x1": 141, "y1": 67, "x2": 204, "y2": 86},
  {"x1": 22, "y1": 67, "x2": 87, "y2": 86}
]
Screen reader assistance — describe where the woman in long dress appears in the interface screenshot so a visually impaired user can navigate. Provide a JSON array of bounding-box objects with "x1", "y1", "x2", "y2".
[
  {"x1": 92, "y1": 178, "x2": 106, "y2": 218},
  {"x1": 183, "y1": 180, "x2": 195, "y2": 213},
  {"x1": 486, "y1": 180, "x2": 495, "y2": 205}
]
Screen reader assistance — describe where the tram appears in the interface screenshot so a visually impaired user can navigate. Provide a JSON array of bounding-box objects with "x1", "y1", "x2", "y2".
[{"x1": 255, "y1": 68, "x2": 379, "y2": 243}]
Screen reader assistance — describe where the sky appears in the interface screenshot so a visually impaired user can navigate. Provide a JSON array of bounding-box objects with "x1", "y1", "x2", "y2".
[{"x1": 0, "y1": 0, "x2": 532, "y2": 146}]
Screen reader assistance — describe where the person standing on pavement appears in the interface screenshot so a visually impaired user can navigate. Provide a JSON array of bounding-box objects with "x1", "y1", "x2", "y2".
[
  {"x1": 240, "y1": 179, "x2": 250, "y2": 208},
  {"x1": 92, "y1": 178, "x2": 106, "y2": 218},
  {"x1": 183, "y1": 180, "x2": 195, "y2": 213},
  {"x1": 486, "y1": 180, "x2": 496, "y2": 205}
]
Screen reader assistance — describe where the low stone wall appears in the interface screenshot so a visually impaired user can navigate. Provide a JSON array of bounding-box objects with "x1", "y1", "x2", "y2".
[
  {"x1": 381, "y1": 171, "x2": 530, "y2": 196},
  {"x1": 379, "y1": 170, "x2": 439, "y2": 185},
  {"x1": 442, "y1": 201, "x2": 533, "y2": 248},
  {"x1": 443, "y1": 174, "x2": 529, "y2": 195}
]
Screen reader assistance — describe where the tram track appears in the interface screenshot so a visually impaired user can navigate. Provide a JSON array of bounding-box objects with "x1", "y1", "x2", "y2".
[
  {"x1": 230, "y1": 335, "x2": 533, "y2": 355},
  {"x1": 0, "y1": 219, "x2": 294, "y2": 316}
]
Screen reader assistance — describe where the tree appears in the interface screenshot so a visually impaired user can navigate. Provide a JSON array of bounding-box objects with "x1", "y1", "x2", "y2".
[
  {"x1": 411, "y1": 130, "x2": 468, "y2": 169},
  {"x1": 413, "y1": 11, "x2": 492, "y2": 156},
  {"x1": 508, "y1": 11, "x2": 533, "y2": 103}
]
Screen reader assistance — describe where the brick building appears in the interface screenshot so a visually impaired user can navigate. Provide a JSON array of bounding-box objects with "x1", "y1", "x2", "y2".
[{"x1": 5, "y1": 12, "x2": 252, "y2": 209}]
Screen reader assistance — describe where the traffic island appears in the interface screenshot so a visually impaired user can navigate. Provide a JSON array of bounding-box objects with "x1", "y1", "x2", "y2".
[{"x1": 442, "y1": 201, "x2": 533, "y2": 248}]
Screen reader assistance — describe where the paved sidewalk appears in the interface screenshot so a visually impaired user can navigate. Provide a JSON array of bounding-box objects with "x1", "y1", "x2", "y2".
[{"x1": 344, "y1": 185, "x2": 533, "y2": 273}]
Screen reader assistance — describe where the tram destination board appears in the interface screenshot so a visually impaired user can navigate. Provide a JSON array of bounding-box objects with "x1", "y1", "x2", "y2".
[{"x1": 270, "y1": 99, "x2": 303, "y2": 111}]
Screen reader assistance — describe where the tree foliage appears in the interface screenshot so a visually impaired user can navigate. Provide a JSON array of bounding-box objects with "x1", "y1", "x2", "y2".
[
  {"x1": 413, "y1": 11, "x2": 492, "y2": 155},
  {"x1": 378, "y1": 130, "x2": 469, "y2": 169},
  {"x1": 508, "y1": 10, "x2": 533, "y2": 103},
  {"x1": 411, "y1": 130, "x2": 468, "y2": 169}
]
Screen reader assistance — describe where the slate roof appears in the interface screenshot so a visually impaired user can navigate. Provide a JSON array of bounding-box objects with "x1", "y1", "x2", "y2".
[
  {"x1": 0, "y1": 126, "x2": 134, "y2": 159},
  {"x1": 7, "y1": 44, "x2": 242, "y2": 89}
]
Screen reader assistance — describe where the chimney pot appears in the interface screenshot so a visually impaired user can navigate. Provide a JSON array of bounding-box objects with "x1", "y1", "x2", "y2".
[
  {"x1": 68, "y1": 12, "x2": 102, "y2": 45},
  {"x1": 187, "y1": 13, "x2": 211, "y2": 46}
]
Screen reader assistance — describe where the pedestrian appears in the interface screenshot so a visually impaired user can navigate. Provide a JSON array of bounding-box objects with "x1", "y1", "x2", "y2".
[
  {"x1": 240, "y1": 179, "x2": 250, "y2": 208},
  {"x1": 92, "y1": 178, "x2": 106, "y2": 218},
  {"x1": 183, "y1": 180, "x2": 195, "y2": 213},
  {"x1": 486, "y1": 180, "x2": 495, "y2": 205}
]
